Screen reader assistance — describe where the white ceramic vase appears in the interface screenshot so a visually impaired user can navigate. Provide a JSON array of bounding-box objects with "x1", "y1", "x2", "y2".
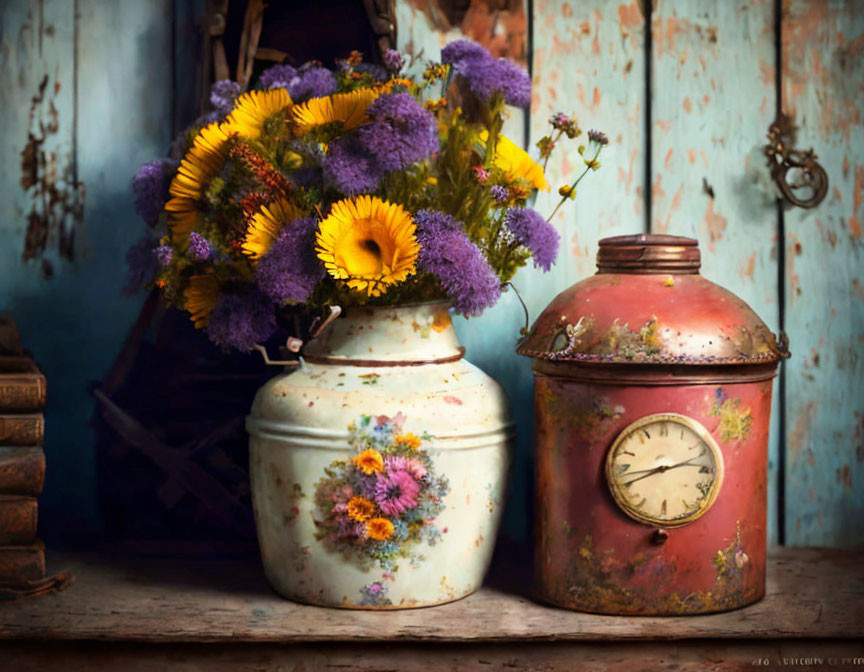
[{"x1": 246, "y1": 302, "x2": 513, "y2": 609}]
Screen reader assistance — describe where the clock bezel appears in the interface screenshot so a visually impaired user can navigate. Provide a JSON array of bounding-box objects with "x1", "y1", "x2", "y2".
[{"x1": 605, "y1": 412, "x2": 725, "y2": 528}]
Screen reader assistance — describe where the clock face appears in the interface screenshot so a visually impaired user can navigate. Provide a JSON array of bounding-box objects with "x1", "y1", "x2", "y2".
[{"x1": 606, "y1": 413, "x2": 724, "y2": 527}]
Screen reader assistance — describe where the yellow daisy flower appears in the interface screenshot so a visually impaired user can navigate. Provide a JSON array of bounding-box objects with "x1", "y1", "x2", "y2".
[
  {"x1": 481, "y1": 130, "x2": 549, "y2": 191},
  {"x1": 292, "y1": 88, "x2": 381, "y2": 134},
  {"x1": 242, "y1": 199, "x2": 305, "y2": 260},
  {"x1": 316, "y1": 195, "x2": 419, "y2": 297},
  {"x1": 347, "y1": 496, "x2": 376, "y2": 522},
  {"x1": 353, "y1": 448, "x2": 384, "y2": 475},
  {"x1": 183, "y1": 274, "x2": 220, "y2": 328},
  {"x1": 225, "y1": 88, "x2": 293, "y2": 140},
  {"x1": 395, "y1": 433, "x2": 421, "y2": 450},
  {"x1": 165, "y1": 122, "x2": 232, "y2": 236},
  {"x1": 366, "y1": 517, "x2": 395, "y2": 541}
]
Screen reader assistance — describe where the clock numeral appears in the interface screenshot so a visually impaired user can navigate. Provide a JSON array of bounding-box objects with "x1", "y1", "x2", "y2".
[
  {"x1": 642, "y1": 429, "x2": 652, "y2": 440},
  {"x1": 659, "y1": 423, "x2": 669, "y2": 437},
  {"x1": 615, "y1": 463, "x2": 631, "y2": 475},
  {"x1": 660, "y1": 499, "x2": 667, "y2": 517}
]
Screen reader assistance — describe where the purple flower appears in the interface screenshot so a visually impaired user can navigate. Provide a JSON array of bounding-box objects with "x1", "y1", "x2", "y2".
[
  {"x1": 132, "y1": 159, "x2": 175, "y2": 227},
  {"x1": 504, "y1": 207, "x2": 560, "y2": 272},
  {"x1": 441, "y1": 39, "x2": 490, "y2": 66},
  {"x1": 374, "y1": 470, "x2": 420, "y2": 516},
  {"x1": 207, "y1": 289, "x2": 276, "y2": 351},
  {"x1": 356, "y1": 93, "x2": 438, "y2": 172},
  {"x1": 255, "y1": 217, "x2": 325, "y2": 303},
  {"x1": 260, "y1": 63, "x2": 336, "y2": 102},
  {"x1": 289, "y1": 67, "x2": 337, "y2": 102},
  {"x1": 414, "y1": 209, "x2": 502, "y2": 316},
  {"x1": 259, "y1": 64, "x2": 298, "y2": 89},
  {"x1": 588, "y1": 129, "x2": 610, "y2": 146},
  {"x1": 323, "y1": 135, "x2": 384, "y2": 195},
  {"x1": 124, "y1": 238, "x2": 157, "y2": 294},
  {"x1": 356, "y1": 63, "x2": 387, "y2": 82},
  {"x1": 187, "y1": 232, "x2": 212, "y2": 261},
  {"x1": 368, "y1": 581, "x2": 383, "y2": 594},
  {"x1": 155, "y1": 245, "x2": 174, "y2": 266},
  {"x1": 490, "y1": 185, "x2": 509, "y2": 203},
  {"x1": 441, "y1": 39, "x2": 530, "y2": 108},
  {"x1": 210, "y1": 80, "x2": 242, "y2": 116},
  {"x1": 384, "y1": 49, "x2": 405, "y2": 72}
]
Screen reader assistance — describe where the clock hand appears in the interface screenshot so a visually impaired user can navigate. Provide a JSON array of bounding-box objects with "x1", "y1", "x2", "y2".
[{"x1": 620, "y1": 459, "x2": 706, "y2": 484}]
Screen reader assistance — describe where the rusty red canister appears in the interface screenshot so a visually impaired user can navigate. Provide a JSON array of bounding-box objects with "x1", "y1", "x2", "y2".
[{"x1": 517, "y1": 234, "x2": 788, "y2": 615}]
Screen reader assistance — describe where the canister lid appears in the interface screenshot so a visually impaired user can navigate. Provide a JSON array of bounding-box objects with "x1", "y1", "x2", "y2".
[
  {"x1": 516, "y1": 234, "x2": 788, "y2": 365},
  {"x1": 596, "y1": 234, "x2": 701, "y2": 274}
]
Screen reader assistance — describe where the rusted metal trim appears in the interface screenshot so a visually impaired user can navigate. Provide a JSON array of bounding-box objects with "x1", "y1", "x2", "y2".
[
  {"x1": 302, "y1": 347, "x2": 466, "y2": 368},
  {"x1": 532, "y1": 361, "x2": 778, "y2": 385},
  {"x1": 519, "y1": 347, "x2": 782, "y2": 366}
]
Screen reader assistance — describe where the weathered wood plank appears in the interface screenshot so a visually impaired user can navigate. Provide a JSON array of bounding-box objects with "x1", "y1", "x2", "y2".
[
  {"x1": 650, "y1": 0, "x2": 782, "y2": 544},
  {"x1": 0, "y1": 548, "x2": 860, "y2": 642},
  {"x1": 3, "y1": 640, "x2": 864, "y2": 672},
  {"x1": 0, "y1": 0, "x2": 92, "y2": 539},
  {"x1": 781, "y1": 0, "x2": 864, "y2": 548}
]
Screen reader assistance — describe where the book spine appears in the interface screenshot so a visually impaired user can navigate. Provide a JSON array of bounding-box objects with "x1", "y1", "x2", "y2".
[
  {"x1": 0, "y1": 415, "x2": 44, "y2": 446},
  {"x1": 0, "y1": 447, "x2": 45, "y2": 495},
  {"x1": 0, "y1": 377, "x2": 46, "y2": 412},
  {"x1": 0, "y1": 542, "x2": 45, "y2": 583},
  {"x1": 0, "y1": 496, "x2": 37, "y2": 545}
]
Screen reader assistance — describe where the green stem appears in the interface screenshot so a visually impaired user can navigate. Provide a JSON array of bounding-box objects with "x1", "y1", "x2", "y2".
[
  {"x1": 541, "y1": 130, "x2": 565, "y2": 173},
  {"x1": 545, "y1": 146, "x2": 603, "y2": 223}
]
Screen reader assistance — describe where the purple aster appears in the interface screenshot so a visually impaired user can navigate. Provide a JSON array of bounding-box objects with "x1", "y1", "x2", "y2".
[
  {"x1": 414, "y1": 209, "x2": 502, "y2": 316},
  {"x1": 154, "y1": 244, "x2": 174, "y2": 266},
  {"x1": 504, "y1": 207, "x2": 560, "y2": 272},
  {"x1": 374, "y1": 470, "x2": 420, "y2": 516},
  {"x1": 289, "y1": 67, "x2": 337, "y2": 102},
  {"x1": 209, "y1": 80, "x2": 242, "y2": 116},
  {"x1": 187, "y1": 232, "x2": 212, "y2": 261},
  {"x1": 124, "y1": 238, "x2": 157, "y2": 294},
  {"x1": 588, "y1": 129, "x2": 610, "y2": 146},
  {"x1": 255, "y1": 217, "x2": 325, "y2": 303},
  {"x1": 323, "y1": 135, "x2": 384, "y2": 195},
  {"x1": 356, "y1": 93, "x2": 438, "y2": 172},
  {"x1": 356, "y1": 62, "x2": 387, "y2": 82},
  {"x1": 385, "y1": 456, "x2": 427, "y2": 480},
  {"x1": 383, "y1": 49, "x2": 405, "y2": 72},
  {"x1": 440, "y1": 39, "x2": 530, "y2": 108},
  {"x1": 132, "y1": 159, "x2": 175, "y2": 227},
  {"x1": 207, "y1": 289, "x2": 277, "y2": 352},
  {"x1": 258, "y1": 64, "x2": 298, "y2": 89},
  {"x1": 441, "y1": 39, "x2": 491, "y2": 66},
  {"x1": 490, "y1": 185, "x2": 509, "y2": 203}
]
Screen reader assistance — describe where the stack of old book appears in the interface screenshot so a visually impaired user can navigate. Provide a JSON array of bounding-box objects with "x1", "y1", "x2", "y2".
[{"x1": 0, "y1": 313, "x2": 70, "y2": 599}]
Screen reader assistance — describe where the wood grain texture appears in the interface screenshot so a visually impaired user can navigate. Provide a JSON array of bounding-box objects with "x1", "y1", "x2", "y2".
[
  {"x1": 3, "y1": 640, "x2": 864, "y2": 672},
  {"x1": 650, "y1": 0, "x2": 782, "y2": 545},
  {"x1": 781, "y1": 0, "x2": 864, "y2": 547},
  {"x1": 0, "y1": 548, "x2": 860, "y2": 642}
]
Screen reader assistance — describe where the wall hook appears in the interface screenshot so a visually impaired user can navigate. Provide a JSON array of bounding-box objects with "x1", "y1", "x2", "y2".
[{"x1": 765, "y1": 115, "x2": 828, "y2": 209}]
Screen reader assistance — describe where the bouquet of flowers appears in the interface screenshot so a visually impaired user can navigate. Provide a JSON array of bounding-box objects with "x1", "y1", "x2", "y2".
[{"x1": 128, "y1": 39, "x2": 607, "y2": 352}]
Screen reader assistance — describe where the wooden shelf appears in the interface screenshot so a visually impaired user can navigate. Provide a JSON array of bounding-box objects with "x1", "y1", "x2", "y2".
[{"x1": 1, "y1": 547, "x2": 863, "y2": 670}]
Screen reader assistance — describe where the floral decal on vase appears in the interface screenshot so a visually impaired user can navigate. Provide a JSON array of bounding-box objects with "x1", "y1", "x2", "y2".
[{"x1": 313, "y1": 413, "x2": 449, "y2": 571}]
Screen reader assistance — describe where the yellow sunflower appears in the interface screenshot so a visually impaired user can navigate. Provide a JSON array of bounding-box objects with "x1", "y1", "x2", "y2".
[
  {"x1": 183, "y1": 274, "x2": 220, "y2": 328},
  {"x1": 224, "y1": 88, "x2": 293, "y2": 140},
  {"x1": 481, "y1": 130, "x2": 549, "y2": 191},
  {"x1": 316, "y1": 195, "x2": 419, "y2": 297},
  {"x1": 292, "y1": 88, "x2": 381, "y2": 134},
  {"x1": 164, "y1": 122, "x2": 231, "y2": 236},
  {"x1": 242, "y1": 199, "x2": 305, "y2": 260}
]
